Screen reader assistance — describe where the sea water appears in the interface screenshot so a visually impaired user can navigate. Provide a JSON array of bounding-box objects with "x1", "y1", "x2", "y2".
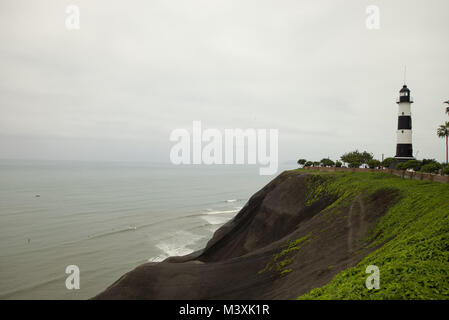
[{"x1": 0, "y1": 160, "x2": 288, "y2": 299}]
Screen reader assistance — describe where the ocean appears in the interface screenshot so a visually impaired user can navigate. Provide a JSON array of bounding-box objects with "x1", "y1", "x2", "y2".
[{"x1": 0, "y1": 160, "x2": 289, "y2": 299}]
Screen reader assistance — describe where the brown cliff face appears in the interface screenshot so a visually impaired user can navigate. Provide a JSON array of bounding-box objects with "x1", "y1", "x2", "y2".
[{"x1": 93, "y1": 171, "x2": 400, "y2": 300}]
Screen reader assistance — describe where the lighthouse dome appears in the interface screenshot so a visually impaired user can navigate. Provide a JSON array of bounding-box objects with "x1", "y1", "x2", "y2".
[{"x1": 400, "y1": 85, "x2": 410, "y2": 93}]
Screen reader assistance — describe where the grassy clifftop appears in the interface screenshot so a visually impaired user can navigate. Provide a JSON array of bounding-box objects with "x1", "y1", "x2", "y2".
[{"x1": 297, "y1": 170, "x2": 449, "y2": 299}]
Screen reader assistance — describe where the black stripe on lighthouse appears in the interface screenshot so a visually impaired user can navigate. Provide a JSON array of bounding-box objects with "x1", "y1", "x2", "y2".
[
  {"x1": 396, "y1": 144, "x2": 413, "y2": 158},
  {"x1": 397, "y1": 116, "x2": 412, "y2": 130}
]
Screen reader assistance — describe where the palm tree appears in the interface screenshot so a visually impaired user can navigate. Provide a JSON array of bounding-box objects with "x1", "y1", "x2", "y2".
[
  {"x1": 437, "y1": 122, "x2": 449, "y2": 164},
  {"x1": 445, "y1": 101, "x2": 449, "y2": 115}
]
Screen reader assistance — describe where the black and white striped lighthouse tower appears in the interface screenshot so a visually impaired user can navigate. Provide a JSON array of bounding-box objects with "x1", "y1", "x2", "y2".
[{"x1": 395, "y1": 84, "x2": 415, "y2": 160}]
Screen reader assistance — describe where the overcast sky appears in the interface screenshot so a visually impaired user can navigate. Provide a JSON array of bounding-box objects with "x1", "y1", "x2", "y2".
[{"x1": 0, "y1": 0, "x2": 448, "y2": 164}]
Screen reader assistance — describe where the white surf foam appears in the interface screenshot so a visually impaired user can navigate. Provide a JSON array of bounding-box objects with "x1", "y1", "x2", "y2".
[
  {"x1": 208, "y1": 225, "x2": 221, "y2": 233},
  {"x1": 203, "y1": 209, "x2": 239, "y2": 215},
  {"x1": 201, "y1": 215, "x2": 230, "y2": 225},
  {"x1": 148, "y1": 230, "x2": 205, "y2": 262}
]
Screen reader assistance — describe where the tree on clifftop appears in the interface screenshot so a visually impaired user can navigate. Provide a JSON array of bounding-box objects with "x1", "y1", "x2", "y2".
[
  {"x1": 297, "y1": 159, "x2": 307, "y2": 166},
  {"x1": 405, "y1": 160, "x2": 422, "y2": 171},
  {"x1": 381, "y1": 157, "x2": 395, "y2": 168},
  {"x1": 340, "y1": 150, "x2": 373, "y2": 168},
  {"x1": 395, "y1": 162, "x2": 407, "y2": 170},
  {"x1": 320, "y1": 158, "x2": 335, "y2": 167},
  {"x1": 304, "y1": 161, "x2": 314, "y2": 167},
  {"x1": 367, "y1": 159, "x2": 381, "y2": 169},
  {"x1": 438, "y1": 101, "x2": 449, "y2": 166},
  {"x1": 421, "y1": 162, "x2": 442, "y2": 174},
  {"x1": 437, "y1": 122, "x2": 449, "y2": 164}
]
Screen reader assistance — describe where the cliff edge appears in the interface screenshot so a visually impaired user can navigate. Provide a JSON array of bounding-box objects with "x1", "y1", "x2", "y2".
[{"x1": 93, "y1": 170, "x2": 449, "y2": 299}]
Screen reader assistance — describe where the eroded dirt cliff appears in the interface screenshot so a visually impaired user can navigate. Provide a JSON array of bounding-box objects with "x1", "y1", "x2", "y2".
[{"x1": 93, "y1": 171, "x2": 400, "y2": 299}]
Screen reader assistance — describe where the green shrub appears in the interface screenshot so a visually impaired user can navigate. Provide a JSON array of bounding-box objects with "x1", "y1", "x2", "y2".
[
  {"x1": 405, "y1": 160, "x2": 422, "y2": 171},
  {"x1": 335, "y1": 161, "x2": 342, "y2": 168},
  {"x1": 422, "y1": 159, "x2": 438, "y2": 166},
  {"x1": 341, "y1": 150, "x2": 373, "y2": 168},
  {"x1": 367, "y1": 159, "x2": 381, "y2": 169},
  {"x1": 381, "y1": 157, "x2": 395, "y2": 168},
  {"x1": 321, "y1": 158, "x2": 335, "y2": 167},
  {"x1": 420, "y1": 162, "x2": 441, "y2": 174},
  {"x1": 348, "y1": 161, "x2": 362, "y2": 168},
  {"x1": 395, "y1": 162, "x2": 407, "y2": 170}
]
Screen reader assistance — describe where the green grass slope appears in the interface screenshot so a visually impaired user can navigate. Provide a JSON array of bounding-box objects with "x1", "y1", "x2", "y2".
[{"x1": 296, "y1": 170, "x2": 449, "y2": 300}]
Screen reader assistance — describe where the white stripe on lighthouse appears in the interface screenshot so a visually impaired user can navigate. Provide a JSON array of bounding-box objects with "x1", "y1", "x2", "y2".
[
  {"x1": 397, "y1": 102, "x2": 412, "y2": 116},
  {"x1": 396, "y1": 130, "x2": 412, "y2": 144}
]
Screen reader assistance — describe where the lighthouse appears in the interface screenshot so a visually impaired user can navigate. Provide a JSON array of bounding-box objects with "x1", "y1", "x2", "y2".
[{"x1": 395, "y1": 84, "x2": 415, "y2": 160}]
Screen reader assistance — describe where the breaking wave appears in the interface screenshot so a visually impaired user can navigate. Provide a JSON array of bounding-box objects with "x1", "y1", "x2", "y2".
[{"x1": 148, "y1": 230, "x2": 206, "y2": 262}]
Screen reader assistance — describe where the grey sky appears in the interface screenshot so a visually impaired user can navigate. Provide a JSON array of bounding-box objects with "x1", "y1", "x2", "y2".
[{"x1": 0, "y1": 0, "x2": 448, "y2": 164}]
